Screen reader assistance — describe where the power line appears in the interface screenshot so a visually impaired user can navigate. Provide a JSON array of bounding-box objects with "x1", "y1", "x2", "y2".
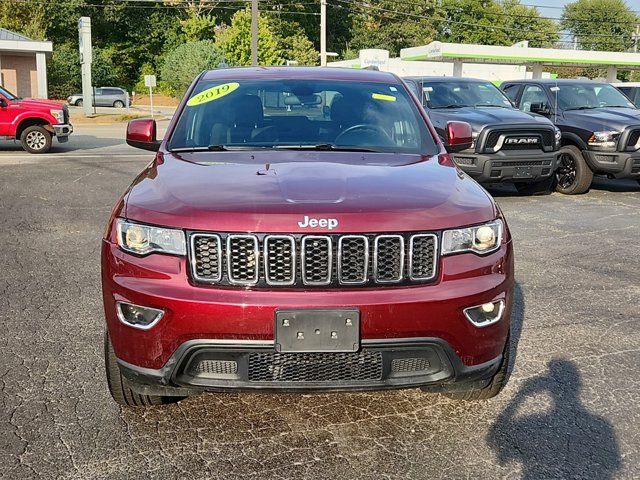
[{"x1": 333, "y1": 0, "x2": 636, "y2": 40}]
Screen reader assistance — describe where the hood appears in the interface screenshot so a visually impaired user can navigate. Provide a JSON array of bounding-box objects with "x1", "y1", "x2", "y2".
[
  {"x1": 124, "y1": 151, "x2": 497, "y2": 233},
  {"x1": 562, "y1": 107, "x2": 640, "y2": 131},
  {"x1": 429, "y1": 107, "x2": 552, "y2": 133},
  {"x1": 13, "y1": 98, "x2": 65, "y2": 110}
]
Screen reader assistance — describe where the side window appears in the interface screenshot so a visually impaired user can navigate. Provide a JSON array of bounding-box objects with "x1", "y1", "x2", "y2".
[
  {"x1": 520, "y1": 85, "x2": 548, "y2": 112},
  {"x1": 94, "y1": 88, "x2": 103, "y2": 95},
  {"x1": 502, "y1": 84, "x2": 521, "y2": 105}
]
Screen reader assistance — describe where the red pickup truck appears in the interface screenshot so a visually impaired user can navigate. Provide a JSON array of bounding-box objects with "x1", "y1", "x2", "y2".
[{"x1": 0, "y1": 86, "x2": 73, "y2": 153}]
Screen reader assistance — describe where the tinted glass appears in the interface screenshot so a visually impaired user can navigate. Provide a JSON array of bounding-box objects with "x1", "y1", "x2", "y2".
[
  {"x1": 418, "y1": 80, "x2": 513, "y2": 109},
  {"x1": 520, "y1": 85, "x2": 548, "y2": 112},
  {"x1": 168, "y1": 79, "x2": 437, "y2": 155},
  {"x1": 553, "y1": 83, "x2": 635, "y2": 110},
  {"x1": 501, "y1": 84, "x2": 521, "y2": 103},
  {"x1": 0, "y1": 86, "x2": 17, "y2": 100}
]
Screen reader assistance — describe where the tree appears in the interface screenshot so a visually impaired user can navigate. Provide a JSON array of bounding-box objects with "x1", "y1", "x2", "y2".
[
  {"x1": 561, "y1": 0, "x2": 638, "y2": 51},
  {"x1": 215, "y1": 10, "x2": 282, "y2": 66},
  {"x1": 267, "y1": 15, "x2": 318, "y2": 65},
  {"x1": 160, "y1": 41, "x2": 226, "y2": 96}
]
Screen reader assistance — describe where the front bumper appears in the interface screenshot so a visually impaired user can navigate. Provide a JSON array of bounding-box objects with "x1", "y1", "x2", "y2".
[
  {"x1": 117, "y1": 337, "x2": 503, "y2": 396},
  {"x1": 452, "y1": 150, "x2": 558, "y2": 183},
  {"x1": 582, "y1": 150, "x2": 640, "y2": 179},
  {"x1": 53, "y1": 124, "x2": 73, "y2": 141}
]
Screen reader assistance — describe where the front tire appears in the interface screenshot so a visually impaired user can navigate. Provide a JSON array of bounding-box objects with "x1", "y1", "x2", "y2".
[
  {"x1": 20, "y1": 125, "x2": 52, "y2": 154},
  {"x1": 556, "y1": 145, "x2": 593, "y2": 194},
  {"x1": 113, "y1": 100, "x2": 125, "y2": 108},
  {"x1": 514, "y1": 176, "x2": 555, "y2": 196},
  {"x1": 104, "y1": 331, "x2": 182, "y2": 407}
]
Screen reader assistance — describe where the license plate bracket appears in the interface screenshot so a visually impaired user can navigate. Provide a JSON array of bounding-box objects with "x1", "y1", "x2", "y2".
[
  {"x1": 274, "y1": 309, "x2": 360, "y2": 353},
  {"x1": 513, "y1": 166, "x2": 533, "y2": 178}
]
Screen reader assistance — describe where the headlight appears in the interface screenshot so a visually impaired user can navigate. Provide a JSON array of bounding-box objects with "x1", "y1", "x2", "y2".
[
  {"x1": 116, "y1": 219, "x2": 186, "y2": 256},
  {"x1": 50, "y1": 109, "x2": 64, "y2": 124},
  {"x1": 441, "y1": 219, "x2": 503, "y2": 255},
  {"x1": 588, "y1": 131, "x2": 620, "y2": 150},
  {"x1": 554, "y1": 127, "x2": 561, "y2": 146}
]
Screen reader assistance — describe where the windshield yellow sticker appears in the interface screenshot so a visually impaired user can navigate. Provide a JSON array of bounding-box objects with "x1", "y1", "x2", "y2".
[
  {"x1": 372, "y1": 93, "x2": 396, "y2": 102},
  {"x1": 187, "y1": 82, "x2": 239, "y2": 106}
]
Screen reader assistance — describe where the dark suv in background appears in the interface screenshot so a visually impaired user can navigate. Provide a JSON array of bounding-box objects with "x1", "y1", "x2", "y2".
[
  {"x1": 404, "y1": 77, "x2": 560, "y2": 195},
  {"x1": 501, "y1": 79, "x2": 640, "y2": 194}
]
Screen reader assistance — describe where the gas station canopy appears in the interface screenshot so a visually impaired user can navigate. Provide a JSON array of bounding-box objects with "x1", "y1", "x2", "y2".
[{"x1": 400, "y1": 41, "x2": 640, "y2": 81}]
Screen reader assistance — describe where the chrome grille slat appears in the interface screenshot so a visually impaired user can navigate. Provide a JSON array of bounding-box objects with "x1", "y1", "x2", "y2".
[
  {"x1": 190, "y1": 232, "x2": 438, "y2": 287},
  {"x1": 373, "y1": 235, "x2": 404, "y2": 283},
  {"x1": 338, "y1": 235, "x2": 369, "y2": 284},
  {"x1": 301, "y1": 236, "x2": 332, "y2": 286},
  {"x1": 264, "y1": 235, "x2": 296, "y2": 285},
  {"x1": 409, "y1": 234, "x2": 437, "y2": 281},
  {"x1": 227, "y1": 234, "x2": 259, "y2": 285}
]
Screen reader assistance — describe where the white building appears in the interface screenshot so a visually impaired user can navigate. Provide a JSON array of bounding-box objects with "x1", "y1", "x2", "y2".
[{"x1": 0, "y1": 28, "x2": 52, "y2": 98}]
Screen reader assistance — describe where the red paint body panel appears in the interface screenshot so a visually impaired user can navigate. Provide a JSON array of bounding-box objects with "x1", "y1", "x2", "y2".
[{"x1": 0, "y1": 96, "x2": 64, "y2": 137}]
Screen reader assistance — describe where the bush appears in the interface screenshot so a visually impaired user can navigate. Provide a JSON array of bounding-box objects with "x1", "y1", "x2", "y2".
[{"x1": 160, "y1": 41, "x2": 226, "y2": 97}]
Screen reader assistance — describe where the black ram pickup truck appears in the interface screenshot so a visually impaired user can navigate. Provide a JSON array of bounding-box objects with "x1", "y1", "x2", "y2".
[
  {"x1": 404, "y1": 77, "x2": 560, "y2": 195},
  {"x1": 501, "y1": 79, "x2": 640, "y2": 194}
]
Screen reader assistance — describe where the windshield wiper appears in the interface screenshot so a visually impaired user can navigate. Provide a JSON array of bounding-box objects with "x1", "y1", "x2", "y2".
[
  {"x1": 476, "y1": 104, "x2": 511, "y2": 108},
  {"x1": 274, "y1": 143, "x2": 382, "y2": 152},
  {"x1": 565, "y1": 106, "x2": 599, "y2": 111},
  {"x1": 431, "y1": 104, "x2": 472, "y2": 109}
]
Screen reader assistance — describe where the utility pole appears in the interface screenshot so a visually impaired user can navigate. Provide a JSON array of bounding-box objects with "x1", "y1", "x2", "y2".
[
  {"x1": 633, "y1": 24, "x2": 640, "y2": 53},
  {"x1": 320, "y1": 0, "x2": 327, "y2": 66},
  {"x1": 78, "y1": 17, "x2": 93, "y2": 117},
  {"x1": 251, "y1": 0, "x2": 258, "y2": 66}
]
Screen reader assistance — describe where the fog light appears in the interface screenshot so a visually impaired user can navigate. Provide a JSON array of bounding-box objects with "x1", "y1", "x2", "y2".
[
  {"x1": 116, "y1": 301, "x2": 164, "y2": 330},
  {"x1": 464, "y1": 300, "x2": 505, "y2": 327}
]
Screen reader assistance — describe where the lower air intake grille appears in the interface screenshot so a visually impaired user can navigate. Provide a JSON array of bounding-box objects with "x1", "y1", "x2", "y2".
[
  {"x1": 193, "y1": 360, "x2": 238, "y2": 375},
  {"x1": 391, "y1": 357, "x2": 431, "y2": 373},
  {"x1": 248, "y1": 351, "x2": 383, "y2": 382}
]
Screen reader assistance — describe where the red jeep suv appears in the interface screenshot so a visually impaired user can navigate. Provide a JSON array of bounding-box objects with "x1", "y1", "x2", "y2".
[{"x1": 102, "y1": 67, "x2": 514, "y2": 406}]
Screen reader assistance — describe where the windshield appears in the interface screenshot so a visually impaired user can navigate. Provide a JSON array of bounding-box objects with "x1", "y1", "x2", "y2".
[
  {"x1": 417, "y1": 80, "x2": 513, "y2": 109},
  {"x1": 554, "y1": 84, "x2": 636, "y2": 110},
  {"x1": 0, "y1": 86, "x2": 17, "y2": 100},
  {"x1": 168, "y1": 79, "x2": 437, "y2": 155}
]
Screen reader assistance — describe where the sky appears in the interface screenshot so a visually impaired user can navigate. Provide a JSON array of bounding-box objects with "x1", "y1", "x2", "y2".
[{"x1": 527, "y1": 0, "x2": 635, "y2": 18}]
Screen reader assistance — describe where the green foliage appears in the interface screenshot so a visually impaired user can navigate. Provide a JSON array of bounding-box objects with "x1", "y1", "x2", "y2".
[
  {"x1": 267, "y1": 15, "x2": 318, "y2": 65},
  {"x1": 47, "y1": 43, "x2": 123, "y2": 98},
  {"x1": 561, "y1": 0, "x2": 638, "y2": 51},
  {"x1": 160, "y1": 41, "x2": 226, "y2": 96},
  {"x1": 216, "y1": 10, "x2": 282, "y2": 66},
  {"x1": 0, "y1": 0, "x2": 46, "y2": 40},
  {"x1": 181, "y1": 13, "x2": 217, "y2": 41}
]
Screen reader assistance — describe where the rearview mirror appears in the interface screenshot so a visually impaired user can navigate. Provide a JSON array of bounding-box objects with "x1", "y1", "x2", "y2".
[
  {"x1": 445, "y1": 121, "x2": 473, "y2": 153},
  {"x1": 530, "y1": 102, "x2": 550, "y2": 115},
  {"x1": 126, "y1": 118, "x2": 160, "y2": 152},
  {"x1": 0, "y1": 98, "x2": 7, "y2": 108}
]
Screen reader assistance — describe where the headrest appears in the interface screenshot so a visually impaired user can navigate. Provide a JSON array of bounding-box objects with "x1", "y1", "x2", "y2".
[{"x1": 233, "y1": 95, "x2": 264, "y2": 126}]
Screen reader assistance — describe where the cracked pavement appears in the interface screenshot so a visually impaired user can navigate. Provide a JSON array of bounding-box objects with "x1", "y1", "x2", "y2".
[{"x1": 0, "y1": 125, "x2": 639, "y2": 479}]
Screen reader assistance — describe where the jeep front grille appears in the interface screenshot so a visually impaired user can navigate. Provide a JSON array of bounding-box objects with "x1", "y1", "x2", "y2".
[{"x1": 189, "y1": 231, "x2": 438, "y2": 288}]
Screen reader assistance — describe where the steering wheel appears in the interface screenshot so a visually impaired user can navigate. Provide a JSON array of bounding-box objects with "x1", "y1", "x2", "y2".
[{"x1": 334, "y1": 124, "x2": 392, "y2": 145}]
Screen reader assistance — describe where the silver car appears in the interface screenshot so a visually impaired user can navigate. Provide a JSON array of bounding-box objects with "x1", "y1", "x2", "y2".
[{"x1": 67, "y1": 87, "x2": 129, "y2": 108}]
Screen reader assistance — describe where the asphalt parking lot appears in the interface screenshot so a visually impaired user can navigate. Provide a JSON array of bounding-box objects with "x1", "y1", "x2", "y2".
[{"x1": 0, "y1": 124, "x2": 638, "y2": 479}]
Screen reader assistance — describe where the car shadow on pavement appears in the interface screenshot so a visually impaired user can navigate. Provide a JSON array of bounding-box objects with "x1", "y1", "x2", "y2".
[
  {"x1": 487, "y1": 359, "x2": 621, "y2": 480},
  {"x1": 505, "y1": 283, "x2": 524, "y2": 383},
  {"x1": 589, "y1": 177, "x2": 640, "y2": 193}
]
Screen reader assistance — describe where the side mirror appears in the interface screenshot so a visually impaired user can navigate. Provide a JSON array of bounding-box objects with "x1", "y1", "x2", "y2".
[
  {"x1": 530, "y1": 102, "x2": 550, "y2": 115},
  {"x1": 445, "y1": 121, "x2": 473, "y2": 153},
  {"x1": 126, "y1": 118, "x2": 160, "y2": 152},
  {"x1": 0, "y1": 98, "x2": 7, "y2": 108}
]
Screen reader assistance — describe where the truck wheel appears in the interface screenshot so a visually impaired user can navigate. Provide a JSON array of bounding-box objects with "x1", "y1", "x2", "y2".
[
  {"x1": 75, "y1": 99, "x2": 83, "y2": 107},
  {"x1": 113, "y1": 100, "x2": 125, "y2": 108},
  {"x1": 556, "y1": 145, "x2": 593, "y2": 195},
  {"x1": 104, "y1": 331, "x2": 183, "y2": 407},
  {"x1": 444, "y1": 331, "x2": 511, "y2": 401},
  {"x1": 20, "y1": 125, "x2": 52, "y2": 154},
  {"x1": 514, "y1": 176, "x2": 555, "y2": 196}
]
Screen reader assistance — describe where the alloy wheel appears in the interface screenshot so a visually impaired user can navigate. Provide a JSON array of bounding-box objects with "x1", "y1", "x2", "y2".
[
  {"x1": 25, "y1": 131, "x2": 47, "y2": 151},
  {"x1": 556, "y1": 152, "x2": 576, "y2": 189}
]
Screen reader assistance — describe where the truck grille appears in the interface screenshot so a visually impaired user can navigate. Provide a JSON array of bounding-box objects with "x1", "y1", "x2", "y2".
[
  {"x1": 189, "y1": 231, "x2": 438, "y2": 288},
  {"x1": 248, "y1": 351, "x2": 383, "y2": 382},
  {"x1": 483, "y1": 128, "x2": 554, "y2": 153}
]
